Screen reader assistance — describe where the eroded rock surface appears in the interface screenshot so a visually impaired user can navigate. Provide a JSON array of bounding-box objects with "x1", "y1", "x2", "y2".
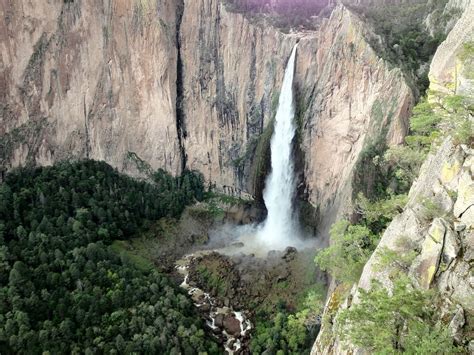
[
  {"x1": 295, "y1": 5, "x2": 413, "y2": 235},
  {"x1": 313, "y1": 140, "x2": 474, "y2": 354}
]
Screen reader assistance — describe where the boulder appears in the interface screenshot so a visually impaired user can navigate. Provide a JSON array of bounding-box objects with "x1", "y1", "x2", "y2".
[
  {"x1": 199, "y1": 303, "x2": 211, "y2": 313},
  {"x1": 454, "y1": 222, "x2": 466, "y2": 232},
  {"x1": 223, "y1": 315, "x2": 241, "y2": 336},
  {"x1": 214, "y1": 314, "x2": 224, "y2": 328},
  {"x1": 432, "y1": 180, "x2": 454, "y2": 214},
  {"x1": 462, "y1": 231, "x2": 474, "y2": 262},
  {"x1": 441, "y1": 223, "x2": 460, "y2": 267},
  {"x1": 283, "y1": 246, "x2": 298, "y2": 261},
  {"x1": 438, "y1": 260, "x2": 474, "y2": 312}
]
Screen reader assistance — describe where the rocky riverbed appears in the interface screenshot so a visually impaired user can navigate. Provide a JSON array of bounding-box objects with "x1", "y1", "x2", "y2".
[
  {"x1": 174, "y1": 245, "x2": 325, "y2": 354},
  {"x1": 176, "y1": 251, "x2": 252, "y2": 354}
]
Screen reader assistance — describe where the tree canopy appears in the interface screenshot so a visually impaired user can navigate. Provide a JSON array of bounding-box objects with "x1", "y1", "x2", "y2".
[{"x1": 0, "y1": 160, "x2": 219, "y2": 354}]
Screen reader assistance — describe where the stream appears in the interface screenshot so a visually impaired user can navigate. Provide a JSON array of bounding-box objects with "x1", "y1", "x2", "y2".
[{"x1": 175, "y1": 251, "x2": 252, "y2": 354}]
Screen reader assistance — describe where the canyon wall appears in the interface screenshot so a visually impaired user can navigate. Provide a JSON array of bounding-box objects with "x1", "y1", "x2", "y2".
[
  {"x1": 312, "y1": 1, "x2": 474, "y2": 353},
  {"x1": 1, "y1": 0, "x2": 414, "y2": 238},
  {"x1": 0, "y1": 0, "x2": 181, "y2": 176},
  {"x1": 178, "y1": 0, "x2": 295, "y2": 194},
  {"x1": 295, "y1": 7, "x2": 412, "y2": 233}
]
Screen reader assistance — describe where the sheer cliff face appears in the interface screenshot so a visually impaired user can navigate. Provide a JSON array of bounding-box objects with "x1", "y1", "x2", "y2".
[
  {"x1": 295, "y1": 8, "x2": 412, "y2": 231},
  {"x1": 179, "y1": 0, "x2": 295, "y2": 192},
  {"x1": 1, "y1": 1, "x2": 412, "y2": 228},
  {"x1": 430, "y1": 0, "x2": 474, "y2": 96},
  {"x1": 180, "y1": 1, "x2": 413, "y2": 230},
  {"x1": 1, "y1": 0, "x2": 181, "y2": 175}
]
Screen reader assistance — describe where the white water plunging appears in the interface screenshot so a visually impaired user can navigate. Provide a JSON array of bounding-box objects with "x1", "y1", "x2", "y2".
[{"x1": 258, "y1": 44, "x2": 299, "y2": 249}]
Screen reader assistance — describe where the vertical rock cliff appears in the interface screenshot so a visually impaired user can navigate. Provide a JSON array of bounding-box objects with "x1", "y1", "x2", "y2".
[
  {"x1": 295, "y1": 6, "x2": 413, "y2": 234},
  {"x1": 178, "y1": 0, "x2": 295, "y2": 193},
  {"x1": 1, "y1": 0, "x2": 181, "y2": 176}
]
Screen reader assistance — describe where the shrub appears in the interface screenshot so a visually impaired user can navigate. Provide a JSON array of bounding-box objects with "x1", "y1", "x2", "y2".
[
  {"x1": 384, "y1": 145, "x2": 426, "y2": 191},
  {"x1": 409, "y1": 99, "x2": 442, "y2": 136},
  {"x1": 374, "y1": 246, "x2": 418, "y2": 273},
  {"x1": 420, "y1": 197, "x2": 446, "y2": 221}
]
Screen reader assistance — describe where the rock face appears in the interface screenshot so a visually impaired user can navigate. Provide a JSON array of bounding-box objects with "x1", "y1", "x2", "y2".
[
  {"x1": 429, "y1": 0, "x2": 474, "y2": 96},
  {"x1": 1, "y1": 0, "x2": 182, "y2": 176},
  {"x1": 295, "y1": 7, "x2": 412, "y2": 232},
  {"x1": 313, "y1": 142, "x2": 474, "y2": 354},
  {"x1": 178, "y1": 0, "x2": 295, "y2": 193},
  {"x1": 1, "y1": 1, "x2": 413, "y2": 238},
  {"x1": 312, "y1": 3, "x2": 474, "y2": 352}
]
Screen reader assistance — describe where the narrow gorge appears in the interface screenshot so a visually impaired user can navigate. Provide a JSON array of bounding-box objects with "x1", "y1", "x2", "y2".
[{"x1": 1, "y1": 0, "x2": 473, "y2": 354}]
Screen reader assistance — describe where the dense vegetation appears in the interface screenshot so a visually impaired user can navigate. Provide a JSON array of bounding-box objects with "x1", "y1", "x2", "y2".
[
  {"x1": 337, "y1": 276, "x2": 460, "y2": 354},
  {"x1": 0, "y1": 160, "x2": 220, "y2": 354},
  {"x1": 347, "y1": 1, "x2": 449, "y2": 93},
  {"x1": 250, "y1": 289, "x2": 324, "y2": 354},
  {"x1": 223, "y1": 0, "x2": 329, "y2": 31}
]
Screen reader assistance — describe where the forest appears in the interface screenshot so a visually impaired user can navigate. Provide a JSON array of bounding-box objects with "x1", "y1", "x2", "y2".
[
  {"x1": 223, "y1": 0, "x2": 329, "y2": 30},
  {"x1": 0, "y1": 160, "x2": 220, "y2": 354},
  {"x1": 224, "y1": 0, "x2": 327, "y2": 13}
]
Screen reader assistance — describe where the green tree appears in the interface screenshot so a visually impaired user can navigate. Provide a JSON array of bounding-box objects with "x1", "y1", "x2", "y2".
[
  {"x1": 409, "y1": 99, "x2": 441, "y2": 137},
  {"x1": 336, "y1": 277, "x2": 459, "y2": 354},
  {"x1": 356, "y1": 192, "x2": 408, "y2": 233},
  {"x1": 315, "y1": 220, "x2": 378, "y2": 284}
]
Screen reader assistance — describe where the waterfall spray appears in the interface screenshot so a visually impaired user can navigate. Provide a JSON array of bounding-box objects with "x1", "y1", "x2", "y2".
[{"x1": 258, "y1": 44, "x2": 299, "y2": 249}]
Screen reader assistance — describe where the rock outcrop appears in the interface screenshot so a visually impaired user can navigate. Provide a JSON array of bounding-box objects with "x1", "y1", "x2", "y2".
[
  {"x1": 430, "y1": 0, "x2": 474, "y2": 96},
  {"x1": 312, "y1": 139, "x2": 474, "y2": 354}
]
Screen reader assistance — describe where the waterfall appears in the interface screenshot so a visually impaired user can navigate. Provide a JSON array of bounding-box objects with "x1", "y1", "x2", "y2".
[{"x1": 258, "y1": 44, "x2": 299, "y2": 248}]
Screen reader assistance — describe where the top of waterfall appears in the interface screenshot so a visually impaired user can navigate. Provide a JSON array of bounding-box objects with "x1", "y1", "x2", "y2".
[{"x1": 290, "y1": 43, "x2": 298, "y2": 59}]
